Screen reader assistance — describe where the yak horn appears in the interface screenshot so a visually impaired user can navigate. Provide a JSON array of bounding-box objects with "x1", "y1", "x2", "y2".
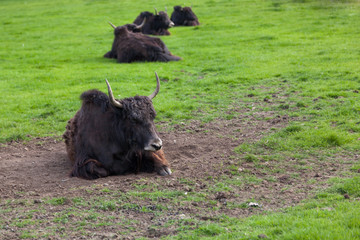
[
  {"x1": 108, "y1": 21, "x2": 116, "y2": 29},
  {"x1": 136, "y1": 17, "x2": 146, "y2": 29},
  {"x1": 165, "y1": 6, "x2": 168, "y2": 13},
  {"x1": 154, "y1": 7, "x2": 158, "y2": 15},
  {"x1": 106, "y1": 79, "x2": 123, "y2": 108},
  {"x1": 148, "y1": 72, "x2": 160, "y2": 100}
]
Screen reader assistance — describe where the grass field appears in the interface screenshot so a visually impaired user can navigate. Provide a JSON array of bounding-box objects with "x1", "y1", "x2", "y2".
[{"x1": 1, "y1": 0, "x2": 360, "y2": 239}]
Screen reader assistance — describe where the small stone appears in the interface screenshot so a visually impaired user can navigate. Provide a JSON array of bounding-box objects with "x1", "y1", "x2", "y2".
[{"x1": 248, "y1": 202, "x2": 259, "y2": 207}]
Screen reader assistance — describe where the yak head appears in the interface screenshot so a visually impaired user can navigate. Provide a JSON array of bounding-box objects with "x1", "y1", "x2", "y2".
[
  {"x1": 154, "y1": 8, "x2": 174, "y2": 29},
  {"x1": 171, "y1": 6, "x2": 198, "y2": 25},
  {"x1": 106, "y1": 73, "x2": 162, "y2": 152},
  {"x1": 108, "y1": 18, "x2": 146, "y2": 34}
]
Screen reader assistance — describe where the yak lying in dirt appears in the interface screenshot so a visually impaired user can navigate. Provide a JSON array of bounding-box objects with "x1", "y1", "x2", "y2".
[
  {"x1": 104, "y1": 23, "x2": 181, "y2": 63},
  {"x1": 170, "y1": 6, "x2": 200, "y2": 26},
  {"x1": 133, "y1": 9, "x2": 174, "y2": 35},
  {"x1": 63, "y1": 73, "x2": 172, "y2": 179}
]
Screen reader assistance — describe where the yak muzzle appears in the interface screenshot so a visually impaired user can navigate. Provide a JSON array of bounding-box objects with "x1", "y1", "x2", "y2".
[{"x1": 144, "y1": 138, "x2": 163, "y2": 152}]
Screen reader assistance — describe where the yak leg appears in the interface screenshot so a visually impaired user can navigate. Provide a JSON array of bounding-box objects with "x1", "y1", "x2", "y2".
[
  {"x1": 71, "y1": 159, "x2": 109, "y2": 180},
  {"x1": 157, "y1": 53, "x2": 181, "y2": 62},
  {"x1": 104, "y1": 51, "x2": 116, "y2": 58},
  {"x1": 147, "y1": 149, "x2": 172, "y2": 176}
]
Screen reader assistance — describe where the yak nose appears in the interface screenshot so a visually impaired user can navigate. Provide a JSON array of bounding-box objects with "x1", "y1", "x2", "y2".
[
  {"x1": 145, "y1": 138, "x2": 163, "y2": 151},
  {"x1": 151, "y1": 142, "x2": 162, "y2": 151}
]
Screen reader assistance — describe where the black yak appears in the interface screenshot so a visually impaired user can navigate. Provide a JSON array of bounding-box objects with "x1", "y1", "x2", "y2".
[
  {"x1": 133, "y1": 9, "x2": 174, "y2": 35},
  {"x1": 104, "y1": 23, "x2": 181, "y2": 63},
  {"x1": 63, "y1": 73, "x2": 172, "y2": 179},
  {"x1": 170, "y1": 6, "x2": 200, "y2": 26}
]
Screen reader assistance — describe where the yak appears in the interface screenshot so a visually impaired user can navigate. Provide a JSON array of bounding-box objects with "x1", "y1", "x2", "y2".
[
  {"x1": 103, "y1": 23, "x2": 181, "y2": 63},
  {"x1": 63, "y1": 73, "x2": 172, "y2": 180},
  {"x1": 133, "y1": 9, "x2": 174, "y2": 35},
  {"x1": 170, "y1": 6, "x2": 200, "y2": 26}
]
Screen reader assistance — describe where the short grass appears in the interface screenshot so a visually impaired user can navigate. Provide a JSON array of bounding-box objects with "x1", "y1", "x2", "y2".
[
  {"x1": 1, "y1": 0, "x2": 360, "y2": 239},
  {"x1": 169, "y1": 177, "x2": 360, "y2": 240},
  {"x1": 2, "y1": 0, "x2": 359, "y2": 143},
  {"x1": 1, "y1": 176, "x2": 359, "y2": 239}
]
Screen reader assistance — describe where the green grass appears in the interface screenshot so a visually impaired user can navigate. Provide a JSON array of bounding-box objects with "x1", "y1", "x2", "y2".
[
  {"x1": 1, "y1": 176, "x2": 359, "y2": 239},
  {"x1": 1, "y1": 0, "x2": 360, "y2": 239},
  {"x1": 169, "y1": 177, "x2": 360, "y2": 239},
  {"x1": 1, "y1": 0, "x2": 360, "y2": 143}
]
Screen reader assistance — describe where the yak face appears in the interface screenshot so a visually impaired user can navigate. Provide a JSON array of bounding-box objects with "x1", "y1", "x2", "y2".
[
  {"x1": 154, "y1": 11, "x2": 174, "y2": 29},
  {"x1": 133, "y1": 10, "x2": 174, "y2": 35},
  {"x1": 119, "y1": 96, "x2": 162, "y2": 152},
  {"x1": 105, "y1": 74, "x2": 162, "y2": 153},
  {"x1": 171, "y1": 6, "x2": 199, "y2": 26}
]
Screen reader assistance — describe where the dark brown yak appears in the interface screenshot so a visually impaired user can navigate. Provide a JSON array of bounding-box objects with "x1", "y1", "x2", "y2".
[
  {"x1": 133, "y1": 9, "x2": 174, "y2": 35},
  {"x1": 170, "y1": 6, "x2": 200, "y2": 26},
  {"x1": 63, "y1": 73, "x2": 172, "y2": 180},
  {"x1": 104, "y1": 23, "x2": 181, "y2": 63}
]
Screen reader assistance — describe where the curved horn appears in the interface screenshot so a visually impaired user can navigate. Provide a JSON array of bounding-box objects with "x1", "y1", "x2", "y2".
[
  {"x1": 106, "y1": 79, "x2": 123, "y2": 108},
  {"x1": 165, "y1": 6, "x2": 168, "y2": 13},
  {"x1": 154, "y1": 7, "x2": 158, "y2": 15},
  {"x1": 135, "y1": 17, "x2": 146, "y2": 29},
  {"x1": 108, "y1": 21, "x2": 116, "y2": 29},
  {"x1": 148, "y1": 72, "x2": 160, "y2": 100}
]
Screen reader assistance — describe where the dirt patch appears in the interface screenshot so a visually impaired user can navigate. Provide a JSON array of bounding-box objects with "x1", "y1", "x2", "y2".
[
  {"x1": 0, "y1": 112, "x2": 285, "y2": 199},
  {"x1": 0, "y1": 112, "x2": 356, "y2": 239}
]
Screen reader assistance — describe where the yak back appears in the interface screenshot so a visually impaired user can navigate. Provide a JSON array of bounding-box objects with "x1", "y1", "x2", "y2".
[
  {"x1": 134, "y1": 11, "x2": 154, "y2": 25},
  {"x1": 79, "y1": 89, "x2": 156, "y2": 122},
  {"x1": 80, "y1": 89, "x2": 110, "y2": 113}
]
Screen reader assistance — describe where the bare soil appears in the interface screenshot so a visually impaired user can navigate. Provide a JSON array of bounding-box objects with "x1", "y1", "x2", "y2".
[{"x1": 0, "y1": 112, "x2": 356, "y2": 239}]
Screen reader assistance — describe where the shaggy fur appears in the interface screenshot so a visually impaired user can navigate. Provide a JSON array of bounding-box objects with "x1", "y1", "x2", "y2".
[
  {"x1": 171, "y1": 6, "x2": 200, "y2": 26},
  {"x1": 104, "y1": 25, "x2": 181, "y2": 63},
  {"x1": 133, "y1": 11, "x2": 173, "y2": 35},
  {"x1": 63, "y1": 90, "x2": 170, "y2": 179}
]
